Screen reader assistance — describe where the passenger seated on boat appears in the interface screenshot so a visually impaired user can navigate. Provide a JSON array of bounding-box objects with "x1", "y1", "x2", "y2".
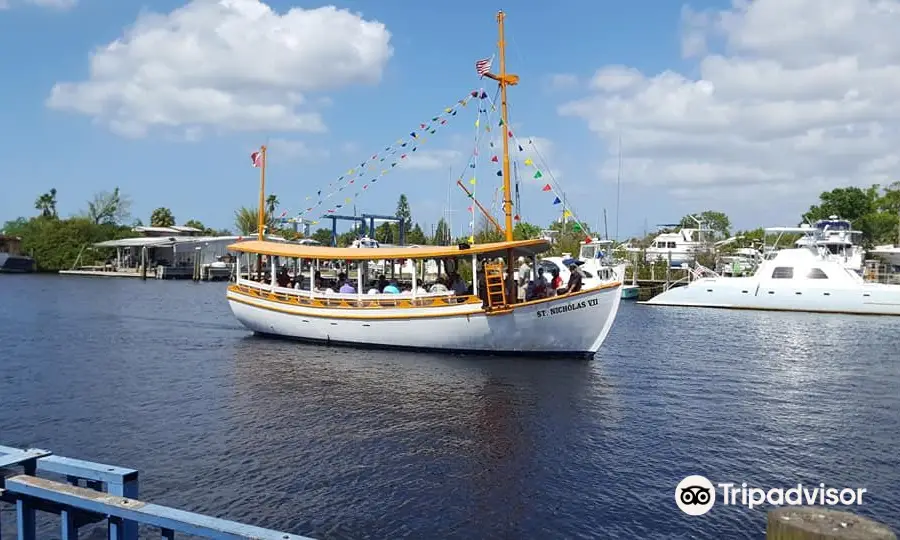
[
  {"x1": 383, "y1": 280, "x2": 400, "y2": 294},
  {"x1": 377, "y1": 274, "x2": 388, "y2": 292},
  {"x1": 449, "y1": 272, "x2": 468, "y2": 295},
  {"x1": 430, "y1": 282, "x2": 449, "y2": 293},
  {"x1": 339, "y1": 279, "x2": 356, "y2": 294},
  {"x1": 276, "y1": 267, "x2": 291, "y2": 288},
  {"x1": 565, "y1": 264, "x2": 583, "y2": 294},
  {"x1": 314, "y1": 271, "x2": 324, "y2": 290},
  {"x1": 549, "y1": 267, "x2": 562, "y2": 296}
]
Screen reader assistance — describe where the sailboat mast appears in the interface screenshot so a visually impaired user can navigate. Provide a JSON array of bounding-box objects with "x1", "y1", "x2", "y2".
[
  {"x1": 496, "y1": 10, "x2": 515, "y2": 242},
  {"x1": 257, "y1": 145, "x2": 267, "y2": 241}
]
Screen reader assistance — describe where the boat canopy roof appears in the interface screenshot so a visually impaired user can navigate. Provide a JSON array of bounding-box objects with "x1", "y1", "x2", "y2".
[{"x1": 227, "y1": 238, "x2": 551, "y2": 260}]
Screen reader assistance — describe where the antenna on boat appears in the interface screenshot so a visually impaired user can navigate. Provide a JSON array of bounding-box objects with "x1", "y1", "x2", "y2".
[
  {"x1": 615, "y1": 133, "x2": 621, "y2": 242},
  {"x1": 256, "y1": 145, "x2": 267, "y2": 241}
]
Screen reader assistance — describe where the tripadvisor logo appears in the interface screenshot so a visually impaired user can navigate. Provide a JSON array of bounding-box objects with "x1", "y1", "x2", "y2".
[
  {"x1": 676, "y1": 475, "x2": 715, "y2": 516},
  {"x1": 675, "y1": 475, "x2": 867, "y2": 516}
]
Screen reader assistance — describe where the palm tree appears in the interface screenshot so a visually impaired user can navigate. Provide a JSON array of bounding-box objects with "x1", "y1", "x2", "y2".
[
  {"x1": 234, "y1": 206, "x2": 275, "y2": 236},
  {"x1": 34, "y1": 188, "x2": 57, "y2": 218},
  {"x1": 266, "y1": 194, "x2": 279, "y2": 216}
]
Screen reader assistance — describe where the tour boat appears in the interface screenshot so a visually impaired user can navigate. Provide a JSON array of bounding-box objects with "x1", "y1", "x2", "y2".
[{"x1": 224, "y1": 11, "x2": 623, "y2": 356}]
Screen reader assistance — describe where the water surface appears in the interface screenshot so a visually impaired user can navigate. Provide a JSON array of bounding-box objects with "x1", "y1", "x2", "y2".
[{"x1": 1, "y1": 274, "x2": 898, "y2": 539}]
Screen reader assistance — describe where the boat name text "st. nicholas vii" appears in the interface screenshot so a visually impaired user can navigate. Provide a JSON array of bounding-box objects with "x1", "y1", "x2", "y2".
[{"x1": 535, "y1": 298, "x2": 599, "y2": 318}]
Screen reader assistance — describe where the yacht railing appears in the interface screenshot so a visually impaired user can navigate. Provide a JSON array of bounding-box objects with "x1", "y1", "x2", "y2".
[{"x1": 664, "y1": 263, "x2": 720, "y2": 291}]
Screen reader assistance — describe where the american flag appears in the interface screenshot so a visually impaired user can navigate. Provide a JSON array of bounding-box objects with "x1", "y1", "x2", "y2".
[
  {"x1": 475, "y1": 57, "x2": 492, "y2": 77},
  {"x1": 250, "y1": 151, "x2": 263, "y2": 168}
]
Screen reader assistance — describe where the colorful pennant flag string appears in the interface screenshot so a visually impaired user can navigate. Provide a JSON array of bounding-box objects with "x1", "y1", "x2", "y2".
[
  {"x1": 292, "y1": 90, "x2": 482, "y2": 220},
  {"x1": 476, "y1": 90, "x2": 593, "y2": 239}
]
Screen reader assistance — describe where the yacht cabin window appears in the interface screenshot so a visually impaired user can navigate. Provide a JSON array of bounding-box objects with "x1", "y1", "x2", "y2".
[
  {"x1": 806, "y1": 268, "x2": 828, "y2": 279},
  {"x1": 667, "y1": 242, "x2": 676, "y2": 248},
  {"x1": 771, "y1": 267, "x2": 794, "y2": 279}
]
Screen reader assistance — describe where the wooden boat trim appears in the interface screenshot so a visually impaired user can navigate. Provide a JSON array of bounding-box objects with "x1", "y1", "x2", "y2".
[
  {"x1": 226, "y1": 238, "x2": 550, "y2": 261},
  {"x1": 227, "y1": 280, "x2": 621, "y2": 320}
]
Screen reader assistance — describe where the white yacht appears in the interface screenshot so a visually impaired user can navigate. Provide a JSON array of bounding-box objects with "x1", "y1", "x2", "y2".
[
  {"x1": 794, "y1": 216, "x2": 864, "y2": 273},
  {"x1": 644, "y1": 216, "x2": 714, "y2": 267},
  {"x1": 640, "y1": 228, "x2": 900, "y2": 315}
]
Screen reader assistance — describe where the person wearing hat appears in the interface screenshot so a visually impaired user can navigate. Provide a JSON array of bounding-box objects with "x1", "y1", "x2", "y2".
[
  {"x1": 565, "y1": 262, "x2": 583, "y2": 294},
  {"x1": 517, "y1": 256, "x2": 531, "y2": 301}
]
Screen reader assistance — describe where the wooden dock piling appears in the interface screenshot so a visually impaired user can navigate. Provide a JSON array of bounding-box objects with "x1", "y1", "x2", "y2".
[{"x1": 767, "y1": 507, "x2": 896, "y2": 539}]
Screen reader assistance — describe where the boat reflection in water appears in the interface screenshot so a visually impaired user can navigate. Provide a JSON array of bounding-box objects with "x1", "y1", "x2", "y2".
[{"x1": 226, "y1": 338, "x2": 622, "y2": 537}]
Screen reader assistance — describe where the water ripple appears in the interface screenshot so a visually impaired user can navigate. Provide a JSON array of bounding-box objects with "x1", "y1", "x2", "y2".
[{"x1": 1, "y1": 275, "x2": 899, "y2": 539}]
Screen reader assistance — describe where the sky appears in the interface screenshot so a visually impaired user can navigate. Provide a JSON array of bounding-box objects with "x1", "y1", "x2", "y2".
[{"x1": 2, "y1": 0, "x2": 899, "y2": 241}]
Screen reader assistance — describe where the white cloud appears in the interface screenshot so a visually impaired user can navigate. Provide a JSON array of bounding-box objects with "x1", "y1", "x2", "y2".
[
  {"x1": 400, "y1": 149, "x2": 462, "y2": 171},
  {"x1": 559, "y1": 0, "x2": 900, "y2": 205},
  {"x1": 47, "y1": 0, "x2": 393, "y2": 137},
  {"x1": 267, "y1": 138, "x2": 330, "y2": 162}
]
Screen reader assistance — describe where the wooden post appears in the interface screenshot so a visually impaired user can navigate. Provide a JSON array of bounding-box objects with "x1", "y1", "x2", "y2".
[
  {"x1": 140, "y1": 246, "x2": 147, "y2": 281},
  {"x1": 767, "y1": 507, "x2": 896, "y2": 539},
  {"x1": 666, "y1": 251, "x2": 672, "y2": 289}
]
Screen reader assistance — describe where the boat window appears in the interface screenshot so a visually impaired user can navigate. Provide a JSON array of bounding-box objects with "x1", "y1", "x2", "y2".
[
  {"x1": 771, "y1": 267, "x2": 794, "y2": 279},
  {"x1": 667, "y1": 242, "x2": 677, "y2": 248},
  {"x1": 806, "y1": 268, "x2": 828, "y2": 279}
]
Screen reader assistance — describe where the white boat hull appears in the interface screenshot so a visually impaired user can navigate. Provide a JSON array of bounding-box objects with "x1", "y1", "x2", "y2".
[
  {"x1": 641, "y1": 277, "x2": 900, "y2": 315},
  {"x1": 227, "y1": 283, "x2": 623, "y2": 356}
]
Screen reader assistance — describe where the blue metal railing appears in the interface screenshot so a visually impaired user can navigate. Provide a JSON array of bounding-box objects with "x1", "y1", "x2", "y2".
[{"x1": 0, "y1": 445, "x2": 314, "y2": 540}]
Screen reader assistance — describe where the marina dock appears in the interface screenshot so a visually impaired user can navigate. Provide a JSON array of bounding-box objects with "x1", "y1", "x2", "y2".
[{"x1": 0, "y1": 445, "x2": 313, "y2": 539}]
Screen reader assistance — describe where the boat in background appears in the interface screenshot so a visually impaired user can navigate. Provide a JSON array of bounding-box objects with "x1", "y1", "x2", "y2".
[
  {"x1": 643, "y1": 215, "x2": 714, "y2": 267},
  {"x1": 640, "y1": 225, "x2": 900, "y2": 315},
  {"x1": 869, "y1": 245, "x2": 900, "y2": 267},
  {"x1": 0, "y1": 235, "x2": 35, "y2": 273},
  {"x1": 793, "y1": 216, "x2": 864, "y2": 273}
]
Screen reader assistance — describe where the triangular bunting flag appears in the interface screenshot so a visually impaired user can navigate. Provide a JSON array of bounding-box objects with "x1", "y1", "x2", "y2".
[
  {"x1": 534, "y1": 171, "x2": 543, "y2": 179},
  {"x1": 524, "y1": 158, "x2": 533, "y2": 166},
  {"x1": 496, "y1": 170, "x2": 502, "y2": 176},
  {"x1": 542, "y1": 184, "x2": 551, "y2": 191},
  {"x1": 552, "y1": 197, "x2": 561, "y2": 204},
  {"x1": 491, "y1": 155, "x2": 498, "y2": 162},
  {"x1": 514, "y1": 214, "x2": 520, "y2": 221}
]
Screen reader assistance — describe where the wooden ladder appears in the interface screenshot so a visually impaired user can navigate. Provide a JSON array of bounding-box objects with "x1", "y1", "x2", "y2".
[{"x1": 483, "y1": 262, "x2": 508, "y2": 310}]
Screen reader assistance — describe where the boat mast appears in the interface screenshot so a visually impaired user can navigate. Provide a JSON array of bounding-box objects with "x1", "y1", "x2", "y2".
[
  {"x1": 257, "y1": 145, "x2": 267, "y2": 241},
  {"x1": 489, "y1": 10, "x2": 517, "y2": 241}
]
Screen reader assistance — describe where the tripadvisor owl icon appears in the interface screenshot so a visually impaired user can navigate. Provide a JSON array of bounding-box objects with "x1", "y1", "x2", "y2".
[{"x1": 676, "y1": 475, "x2": 716, "y2": 516}]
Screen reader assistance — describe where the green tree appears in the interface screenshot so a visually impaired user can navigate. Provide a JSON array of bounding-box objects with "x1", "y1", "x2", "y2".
[
  {"x1": 474, "y1": 214, "x2": 504, "y2": 244},
  {"x1": 2, "y1": 216, "x2": 132, "y2": 271},
  {"x1": 513, "y1": 221, "x2": 542, "y2": 240},
  {"x1": 150, "y1": 207, "x2": 175, "y2": 227},
  {"x1": 311, "y1": 227, "x2": 333, "y2": 245},
  {"x1": 233, "y1": 206, "x2": 274, "y2": 236},
  {"x1": 680, "y1": 211, "x2": 731, "y2": 239},
  {"x1": 433, "y1": 217, "x2": 450, "y2": 245},
  {"x1": 85, "y1": 187, "x2": 130, "y2": 225},
  {"x1": 395, "y1": 194, "x2": 411, "y2": 231},
  {"x1": 266, "y1": 194, "x2": 279, "y2": 216},
  {"x1": 407, "y1": 223, "x2": 427, "y2": 244},
  {"x1": 34, "y1": 188, "x2": 57, "y2": 218},
  {"x1": 375, "y1": 222, "x2": 394, "y2": 244},
  {"x1": 802, "y1": 186, "x2": 878, "y2": 223}
]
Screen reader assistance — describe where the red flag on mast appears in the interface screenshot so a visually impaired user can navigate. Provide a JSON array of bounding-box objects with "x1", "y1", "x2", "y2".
[{"x1": 250, "y1": 151, "x2": 263, "y2": 168}]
